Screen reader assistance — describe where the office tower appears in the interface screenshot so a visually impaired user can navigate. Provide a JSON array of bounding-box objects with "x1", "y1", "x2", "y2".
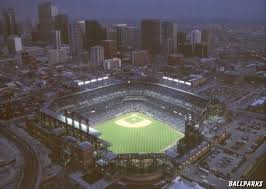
[
  {"x1": 115, "y1": 24, "x2": 127, "y2": 48},
  {"x1": 70, "y1": 21, "x2": 85, "y2": 57},
  {"x1": 38, "y1": 2, "x2": 58, "y2": 42},
  {"x1": 52, "y1": 30, "x2": 61, "y2": 49},
  {"x1": 122, "y1": 26, "x2": 140, "y2": 49},
  {"x1": 141, "y1": 19, "x2": 161, "y2": 55},
  {"x1": 90, "y1": 46, "x2": 104, "y2": 65},
  {"x1": 161, "y1": 21, "x2": 177, "y2": 55},
  {"x1": 177, "y1": 32, "x2": 187, "y2": 44},
  {"x1": 164, "y1": 38, "x2": 176, "y2": 55},
  {"x1": 177, "y1": 43, "x2": 194, "y2": 57},
  {"x1": 7, "y1": 36, "x2": 22, "y2": 54},
  {"x1": 85, "y1": 20, "x2": 105, "y2": 49},
  {"x1": 190, "y1": 29, "x2": 202, "y2": 44},
  {"x1": 101, "y1": 40, "x2": 117, "y2": 59},
  {"x1": 194, "y1": 43, "x2": 208, "y2": 58},
  {"x1": 2, "y1": 8, "x2": 17, "y2": 37},
  {"x1": 201, "y1": 29, "x2": 209, "y2": 43},
  {"x1": 55, "y1": 14, "x2": 69, "y2": 44},
  {"x1": 106, "y1": 27, "x2": 117, "y2": 41}
]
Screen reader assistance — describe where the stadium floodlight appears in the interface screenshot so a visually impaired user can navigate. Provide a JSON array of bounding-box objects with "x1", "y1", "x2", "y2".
[
  {"x1": 173, "y1": 111, "x2": 178, "y2": 114},
  {"x1": 67, "y1": 117, "x2": 72, "y2": 124},
  {"x1": 103, "y1": 76, "x2": 108, "y2": 80},
  {"x1": 162, "y1": 76, "x2": 168, "y2": 80},
  {"x1": 91, "y1": 110, "x2": 95, "y2": 113},
  {"x1": 168, "y1": 78, "x2": 173, "y2": 81},
  {"x1": 85, "y1": 81, "x2": 91, "y2": 84},
  {"x1": 173, "y1": 79, "x2": 179, "y2": 82},
  {"x1": 179, "y1": 80, "x2": 185, "y2": 84},
  {"x1": 98, "y1": 78, "x2": 103, "y2": 81},
  {"x1": 185, "y1": 82, "x2": 191, "y2": 86},
  {"x1": 78, "y1": 82, "x2": 84, "y2": 86},
  {"x1": 91, "y1": 79, "x2": 96, "y2": 83}
]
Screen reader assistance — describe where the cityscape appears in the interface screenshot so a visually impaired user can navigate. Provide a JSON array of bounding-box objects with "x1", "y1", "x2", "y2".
[{"x1": 0, "y1": 1, "x2": 265, "y2": 189}]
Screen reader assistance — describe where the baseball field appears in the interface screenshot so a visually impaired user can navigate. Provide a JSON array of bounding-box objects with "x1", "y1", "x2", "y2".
[{"x1": 96, "y1": 112, "x2": 184, "y2": 154}]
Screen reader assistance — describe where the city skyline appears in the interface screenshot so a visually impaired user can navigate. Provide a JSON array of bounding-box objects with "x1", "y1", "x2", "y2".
[
  {"x1": 0, "y1": 0, "x2": 265, "y2": 23},
  {"x1": 0, "y1": 1, "x2": 265, "y2": 189}
]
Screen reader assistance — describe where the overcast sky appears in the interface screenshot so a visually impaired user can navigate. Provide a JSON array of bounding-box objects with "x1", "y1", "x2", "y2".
[{"x1": 0, "y1": 0, "x2": 265, "y2": 22}]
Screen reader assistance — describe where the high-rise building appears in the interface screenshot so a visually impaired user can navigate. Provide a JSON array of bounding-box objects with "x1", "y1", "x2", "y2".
[
  {"x1": 90, "y1": 46, "x2": 104, "y2": 65},
  {"x1": 201, "y1": 29, "x2": 209, "y2": 43},
  {"x1": 55, "y1": 14, "x2": 69, "y2": 44},
  {"x1": 85, "y1": 20, "x2": 105, "y2": 49},
  {"x1": 69, "y1": 21, "x2": 85, "y2": 57},
  {"x1": 38, "y1": 2, "x2": 58, "y2": 42},
  {"x1": 122, "y1": 26, "x2": 140, "y2": 49},
  {"x1": 177, "y1": 32, "x2": 187, "y2": 44},
  {"x1": 7, "y1": 36, "x2": 22, "y2": 54},
  {"x1": 101, "y1": 40, "x2": 117, "y2": 59},
  {"x1": 161, "y1": 21, "x2": 177, "y2": 55},
  {"x1": 141, "y1": 19, "x2": 161, "y2": 55},
  {"x1": 52, "y1": 30, "x2": 61, "y2": 49},
  {"x1": 114, "y1": 24, "x2": 127, "y2": 48},
  {"x1": 2, "y1": 8, "x2": 17, "y2": 37},
  {"x1": 194, "y1": 43, "x2": 208, "y2": 58},
  {"x1": 164, "y1": 38, "x2": 176, "y2": 55},
  {"x1": 106, "y1": 27, "x2": 117, "y2": 41},
  {"x1": 190, "y1": 29, "x2": 202, "y2": 44}
]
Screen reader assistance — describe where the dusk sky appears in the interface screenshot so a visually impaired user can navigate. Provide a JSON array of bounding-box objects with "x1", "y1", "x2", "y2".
[{"x1": 0, "y1": 0, "x2": 265, "y2": 22}]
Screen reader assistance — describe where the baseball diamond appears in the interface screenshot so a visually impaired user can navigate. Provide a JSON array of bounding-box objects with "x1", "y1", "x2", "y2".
[{"x1": 96, "y1": 112, "x2": 184, "y2": 154}]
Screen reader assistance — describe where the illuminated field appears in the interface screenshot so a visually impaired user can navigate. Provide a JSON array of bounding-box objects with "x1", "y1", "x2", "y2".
[{"x1": 96, "y1": 112, "x2": 184, "y2": 154}]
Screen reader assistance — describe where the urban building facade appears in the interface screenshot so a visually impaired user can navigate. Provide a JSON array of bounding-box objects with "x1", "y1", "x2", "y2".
[
  {"x1": 38, "y1": 2, "x2": 58, "y2": 42},
  {"x1": 141, "y1": 19, "x2": 161, "y2": 55},
  {"x1": 90, "y1": 45, "x2": 104, "y2": 65}
]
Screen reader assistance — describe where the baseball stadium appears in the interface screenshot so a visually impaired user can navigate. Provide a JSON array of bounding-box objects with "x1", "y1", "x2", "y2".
[{"x1": 28, "y1": 80, "x2": 217, "y2": 188}]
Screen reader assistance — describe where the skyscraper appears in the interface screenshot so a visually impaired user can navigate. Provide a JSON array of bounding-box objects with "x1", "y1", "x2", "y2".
[
  {"x1": 161, "y1": 21, "x2": 177, "y2": 55},
  {"x1": 85, "y1": 20, "x2": 105, "y2": 49},
  {"x1": 38, "y1": 2, "x2": 58, "y2": 42},
  {"x1": 101, "y1": 40, "x2": 117, "y2": 59},
  {"x1": 90, "y1": 45, "x2": 104, "y2": 65},
  {"x1": 69, "y1": 21, "x2": 85, "y2": 57},
  {"x1": 55, "y1": 14, "x2": 69, "y2": 44},
  {"x1": 2, "y1": 8, "x2": 17, "y2": 37},
  {"x1": 141, "y1": 19, "x2": 161, "y2": 55},
  {"x1": 190, "y1": 30, "x2": 202, "y2": 44},
  {"x1": 177, "y1": 32, "x2": 187, "y2": 44},
  {"x1": 122, "y1": 26, "x2": 140, "y2": 50},
  {"x1": 52, "y1": 30, "x2": 61, "y2": 49},
  {"x1": 105, "y1": 27, "x2": 117, "y2": 41},
  {"x1": 7, "y1": 36, "x2": 22, "y2": 54},
  {"x1": 201, "y1": 29, "x2": 209, "y2": 43},
  {"x1": 114, "y1": 24, "x2": 127, "y2": 48}
]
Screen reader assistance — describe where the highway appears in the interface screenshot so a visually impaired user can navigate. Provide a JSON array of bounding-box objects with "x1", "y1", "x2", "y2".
[{"x1": 0, "y1": 126, "x2": 40, "y2": 189}]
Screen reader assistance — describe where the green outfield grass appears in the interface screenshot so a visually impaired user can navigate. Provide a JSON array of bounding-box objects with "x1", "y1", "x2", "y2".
[{"x1": 96, "y1": 112, "x2": 184, "y2": 154}]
